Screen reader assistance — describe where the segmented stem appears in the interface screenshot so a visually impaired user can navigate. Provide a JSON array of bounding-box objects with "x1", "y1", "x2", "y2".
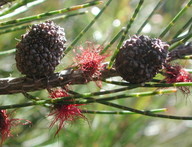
[
  {"x1": 169, "y1": 32, "x2": 192, "y2": 44},
  {"x1": 0, "y1": 0, "x2": 44, "y2": 18},
  {"x1": 100, "y1": 27, "x2": 126, "y2": 55},
  {"x1": 0, "y1": 1, "x2": 102, "y2": 29},
  {"x1": 136, "y1": 0, "x2": 164, "y2": 35},
  {"x1": 0, "y1": 89, "x2": 176, "y2": 110},
  {"x1": 68, "y1": 87, "x2": 131, "y2": 98},
  {"x1": 64, "y1": 0, "x2": 112, "y2": 54},
  {"x1": 104, "y1": 80, "x2": 192, "y2": 87},
  {"x1": 169, "y1": 33, "x2": 192, "y2": 51},
  {"x1": 182, "y1": 55, "x2": 192, "y2": 59},
  {"x1": 108, "y1": 0, "x2": 144, "y2": 69},
  {"x1": 96, "y1": 102, "x2": 192, "y2": 120},
  {"x1": 0, "y1": 48, "x2": 16, "y2": 55},
  {"x1": 159, "y1": 0, "x2": 192, "y2": 38},
  {"x1": 81, "y1": 108, "x2": 167, "y2": 114},
  {"x1": 0, "y1": 11, "x2": 88, "y2": 35},
  {"x1": 172, "y1": 17, "x2": 192, "y2": 39}
]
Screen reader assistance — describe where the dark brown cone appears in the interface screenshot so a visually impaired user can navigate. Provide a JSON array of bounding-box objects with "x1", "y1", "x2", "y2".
[
  {"x1": 115, "y1": 35, "x2": 169, "y2": 83},
  {"x1": 15, "y1": 21, "x2": 66, "y2": 78}
]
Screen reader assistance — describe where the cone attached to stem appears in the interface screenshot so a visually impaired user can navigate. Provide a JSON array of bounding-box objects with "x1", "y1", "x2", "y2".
[
  {"x1": 15, "y1": 21, "x2": 66, "y2": 78},
  {"x1": 115, "y1": 35, "x2": 169, "y2": 83}
]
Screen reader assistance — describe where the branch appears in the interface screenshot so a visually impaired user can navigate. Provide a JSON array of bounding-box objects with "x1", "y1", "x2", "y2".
[
  {"x1": 168, "y1": 43, "x2": 192, "y2": 61},
  {"x1": 0, "y1": 66, "x2": 117, "y2": 95},
  {"x1": 0, "y1": 0, "x2": 15, "y2": 7}
]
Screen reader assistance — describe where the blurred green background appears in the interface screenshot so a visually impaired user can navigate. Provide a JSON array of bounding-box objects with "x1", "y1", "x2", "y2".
[{"x1": 0, "y1": 0, "x2": 192, "y2": 146}]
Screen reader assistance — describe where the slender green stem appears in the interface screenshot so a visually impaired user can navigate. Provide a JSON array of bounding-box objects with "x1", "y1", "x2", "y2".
[
  {"x1": 69, "y1": 90, "x2": 168, "y2": 117},
  {"x1": 81, "y1": 108, "x2": 167, "y2": 114},
  {"x1": 22, "y1": 92, "x2": 40, "y2": 100},
  {"x1": 80, "y1": 92, "x2": 192, "y2": 120},
  {"x1": 0, "y1": 1, "x2": 102, "y2": 29},
  {"x1": 159, "y1": 0, "x2": 192, "y2": 38},
  {"x1": 172, "y1": 17, "x2": 192, "y2": 39},
  {"x1": 0, "y1": 25, "x2": 27, "y2": 35},
  {"x1": 82, "y1": 93, "x2": 192, "y2": 120},
  {"x1": 0, "y1": 11, "x2": 88, "y2": 35},
  {"x1": 108, "y1": 0, "x2": 144, "y2": 69},
  {"x1": 103, "y1": 80, "x2": 192, "y2": 87},
  {"x1": 64, "y1": 0, "x2": 112, "y2": 54},
  {"x1": 0, "y1": 0, "x2": 44, "y2": 17},
  {"x1": 68, "y1": 87, "x2": 131, "y2": 98},
  {"x1": 189, "y1": 23, "x2": 192, "y2": 32},
  {"x1": 85, "y1": 89, "x2": 177, "y2": 103},
  {"x1": 95, "y1": 101, "x2": 192, "y2": 120},
  {"x1": 100, "y1": 27, "x2": 126, "y2": 55},
  {"x1": 136, "y1": 0, "x2": 164, "y2": 35},
  {"x1": 0, "y1": 89, "x2": 176, "y2": 110},
  {"x1": 169, "y1": 32, "x2": 192, "y2": 44},
  {"x1": 67, "y1": 90, "x2": 138, "y2": 110},
  {"x1": 0, "y1": 48, "x2": 16, "y2": 55},
  {"x1": 182, "y1": 55, "x2": 192, "y2": 59},
  {"x1": 169, "y1": 33, "x2": 192, "y2": 51}
]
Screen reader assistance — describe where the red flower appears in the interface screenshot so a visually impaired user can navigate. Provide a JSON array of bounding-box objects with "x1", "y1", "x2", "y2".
[
  {"x1": 74, "y1": 42, "x2": 107, "y2": 79},
  {"x1": 164, "y1": 64, "x2": 192, "y2": 94},
  {"x1": 0, "y1": 110, "x2": 30, "y2": 145},
  {"x1": 49, "y1": 89, "x2": 86, "y2": 135}
]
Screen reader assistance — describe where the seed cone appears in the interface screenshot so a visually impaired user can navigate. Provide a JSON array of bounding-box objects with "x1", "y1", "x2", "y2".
[
  {"x1": 15, "y1": 21, "x2": 66, "y2": 78},
  {"x1": 115, "y1": 35, "x2": 169, "y2": 83}
]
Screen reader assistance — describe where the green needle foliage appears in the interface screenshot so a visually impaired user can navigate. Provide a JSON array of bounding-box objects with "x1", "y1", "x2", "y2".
[
  {"x1": 0, "y1": 0, "x2": 191, "y2": 146},
  {"x1": 108, "y1": 0, "x2": 144, "y2": 69}
]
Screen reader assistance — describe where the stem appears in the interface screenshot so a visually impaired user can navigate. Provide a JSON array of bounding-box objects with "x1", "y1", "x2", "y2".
[
  {"x1": 0, "y1": 0, "x2": 44, "y2": 17},
  {"x1": 136, "y1": 0, "x2": 164, "y2": 35},
  {"x1": 0, "y1": 48, "x2": 16, "y2": 55},
  {"x1": 103, "y1": 79, "x2": 192, "y2": 87},
  {"x1": 168, "y1": 43, "x2": 192, "y2": 61},
  {"x1": 169, "y1": 33, "x2": 192, "y2": 51},
  {"x1": 81, "y1": 89, "x2": 176, "y2": 104},
  {"x1": 68, "y1": 87, "x2": 131, "y2": 98},
  {"x1": 64, "y1": 0, "x2": 112, "y2": 54},
  {"x1": 108, "y1": 0, "x2": 144, "y2": 69},
  {"x1": 169, "y1": 32, "x2": 192, "y2": 44},
  {"x1": 0, "y1": 11, "x2": 88, "y2": 35},
  {"x1": 95, "y1": 102, "x2": 192, "y2": 120},
  {"x1": 81, "y1": 108, "x2": 167, "y2": 114},
  {"x1": 159, "y1": 0, "x2": 192, "y2": 38},
  {"x1": 100, "y1": 27, "x2": 126, "y2": 55},
  {"x1": 182, "y1": 55, "x2": 192, "y2": 59},
  {"x1": 0, "y1": 1, "x2": 102, "y2": 29},
  {"x1": 0, "y1": 89, "x2": 176, "y2": 110},
  {"x1": 172, "y1": 17, "x2": 192, "y2": 39}
]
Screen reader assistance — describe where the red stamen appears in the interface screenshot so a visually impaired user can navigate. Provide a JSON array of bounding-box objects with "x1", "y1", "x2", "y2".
[
  {"x1": 164, "y1": 64, "x2": 192, "y2": 94},
  {"x1": 49, "y1": 89, "x2": 86, "y2": 136},
  {"x1": 0, "y1": 110, "x2": 30, "y2": 145},
  {"x1": 74, "y1": 42, "x2": 107, "y2": 79}
]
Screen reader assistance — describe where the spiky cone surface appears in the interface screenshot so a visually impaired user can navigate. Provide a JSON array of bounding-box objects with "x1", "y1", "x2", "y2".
[
  {"x1": 115, "y1": 35, "x2": 169, "y2": 84},
  {"x1": 15, "y1": 21, "x2": 66, "y2": 78}
]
